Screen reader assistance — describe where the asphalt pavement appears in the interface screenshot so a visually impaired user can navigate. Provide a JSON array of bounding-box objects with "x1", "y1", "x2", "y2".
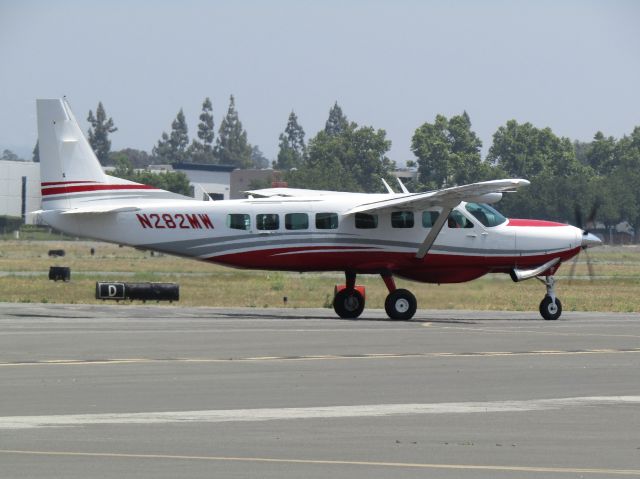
[{"x1": 1, "y1": 304, "x2": 639, "y2": 478}]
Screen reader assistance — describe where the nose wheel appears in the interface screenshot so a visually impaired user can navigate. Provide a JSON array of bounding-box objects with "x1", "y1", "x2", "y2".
[{"x1": 538, "y1": 275, "x2": 562, "y2": 320}]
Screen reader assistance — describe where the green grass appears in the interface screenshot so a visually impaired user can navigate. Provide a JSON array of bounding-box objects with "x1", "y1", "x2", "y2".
[{"x1": 0, "y1": 240, "x2": 639, "y2": 312}]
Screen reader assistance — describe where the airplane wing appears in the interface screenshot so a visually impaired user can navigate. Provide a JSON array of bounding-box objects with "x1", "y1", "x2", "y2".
[
  {"x1": 343, "y1": 179, "x2": 529, "y2": 215},
  {"x1": 341, "y1": 178, "x2": 529, "y2": 259}
]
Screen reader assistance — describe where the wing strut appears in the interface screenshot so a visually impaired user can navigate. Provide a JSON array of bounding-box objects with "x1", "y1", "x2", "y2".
[
  {"x1": 381, "y1": 178, "x2": 395, "y2": 194},
  {"x1": 415, "y1": 204, "x2": 457, "y2": 259},
  {"x1": 397, "y1": 177, "x2": 410, "y2": 194}
]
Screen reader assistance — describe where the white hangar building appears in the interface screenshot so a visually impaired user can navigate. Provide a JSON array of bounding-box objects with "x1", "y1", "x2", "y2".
[{"x1": 0, "y1": 160, "x2": 41, "y2": 224}]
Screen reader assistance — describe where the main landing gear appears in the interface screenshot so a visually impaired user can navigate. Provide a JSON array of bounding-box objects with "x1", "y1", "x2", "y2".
[
  {"x1": 333, "y1": 271, "x2": 417, "y2": 320},
  {"x1": 537, "y1": 275, "x2": 562, "y2": 321}
]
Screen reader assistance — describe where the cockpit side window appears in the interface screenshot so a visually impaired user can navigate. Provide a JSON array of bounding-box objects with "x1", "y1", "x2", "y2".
[
  {"x1": 447, "y1": 210, "x2": 474, "y2": 229},
  {"x1": 465, "y1": 202, "x2": 507, "y2": 227}
]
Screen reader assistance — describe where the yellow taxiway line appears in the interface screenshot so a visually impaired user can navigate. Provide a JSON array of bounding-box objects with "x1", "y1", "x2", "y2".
[{"x1": 1, "y1": 347, "x2": 639, "y2": 367}]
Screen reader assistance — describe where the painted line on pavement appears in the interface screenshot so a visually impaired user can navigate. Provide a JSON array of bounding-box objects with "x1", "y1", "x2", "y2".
[
  {"x1": 0, "y1": 450, "x2": 639, "y2": 475},
  {"x1": 1, "y1": 347, "x2": 639, "y2": 367},
  {"x1": 1, "y1": 396, "x2": 639, "y2": 430}
]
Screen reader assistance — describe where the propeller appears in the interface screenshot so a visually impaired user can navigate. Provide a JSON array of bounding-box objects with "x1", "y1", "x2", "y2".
[{"x1": 568, "y1": 199, "x2": 602, "y2": 282}]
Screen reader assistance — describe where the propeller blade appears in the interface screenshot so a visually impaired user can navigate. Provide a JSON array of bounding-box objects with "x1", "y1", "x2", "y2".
[
  {"x1": 568, "y1": 254, "x2": 580, "y2": 284},
  {"x1": 584, "y1": 249, "x2": 595, "y2": 281},
  {"x1": 574, "y1": 204, "x2": 584, "y2": 230},
  {"x1": 585, "y1": 198, "x2": 601, "y2": 232}
]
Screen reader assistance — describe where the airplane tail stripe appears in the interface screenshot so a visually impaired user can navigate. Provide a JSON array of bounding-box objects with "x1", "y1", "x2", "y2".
[
  {"x1": 41, "y1": 184, "x2": 158, "y2": 196},
  {"x1": 41, "y1": 181, "x2": 99, "y2": 187}
]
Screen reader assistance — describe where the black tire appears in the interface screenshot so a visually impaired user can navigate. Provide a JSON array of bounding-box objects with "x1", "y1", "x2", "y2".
[
  {"x1": 333, "y1": 289, "x2": 365, "y2": 319},
  {"x1": 384, "y1": 289, "x2": 417, "y2": 320},
  {"x1": 539, "y1": 295, "x2": 562, "y2": 321}
]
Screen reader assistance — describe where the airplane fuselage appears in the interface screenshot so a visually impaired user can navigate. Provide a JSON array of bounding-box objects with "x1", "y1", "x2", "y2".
[{"x1": 41, "y1": 194, "x2": 583, "y2": 284}]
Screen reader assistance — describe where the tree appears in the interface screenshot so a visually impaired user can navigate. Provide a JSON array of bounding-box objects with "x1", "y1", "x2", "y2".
[
  {"x1": 584, "y1": 131, "x2": 617, "y2": 175},
  {"x1": 1, "y1": 149, "x2": 21, "y2": 161},
  {"x1": 275, "y1": 111, "x2": 306, "y2": 170},
  {"x1": 608, "y1": 127, "x2": 640, "y2": 241},
  {"x1": 87, "y1": 102, "x2": 117, "y2": 165},
  {"x1": 109, "y1": 148, "x2": 152, "y2": 169},
  {"x1": 111, "y1": 153, "x2": 192, "y2": 196},
  {"x1": 152, "y1": 109, "x2": 189, "y2": 164},
  {"x1": 487, "y1": 120, "x2": 589, "y2": 221},
  {"x1": 188, "y1": 97, "x2": 216, "y2": 164},
  {"x1": 169, "y1": 109, "x2": 189, "y2": 161},
  {"x1": 324, "y1": 102, "x2": 348, "y2": 136},
  {"x1": 215, "y1": 95, "x2": 252, "y2": 168},
  {"x1": 411, "y1": 112, "x2": 490, "y2": 189},
  {"x1": 251, "y1": 145, "x2": 270, "y2": 169},
  {"x1": 32, "y1": 141, "x2": 39, "y2": 163},
  {"x1": 289, "y1": 106, "x2": 394, "y2": 192}
]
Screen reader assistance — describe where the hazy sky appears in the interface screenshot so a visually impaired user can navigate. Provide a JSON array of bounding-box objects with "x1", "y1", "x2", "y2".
[{"x1": 1, "y1": 0, "x2": 639, "y2": 164}]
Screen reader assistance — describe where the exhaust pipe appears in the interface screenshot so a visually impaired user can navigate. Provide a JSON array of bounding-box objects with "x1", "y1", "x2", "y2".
[{"x1": 510, "y1": 257, "x2": 560, "y2": 282}]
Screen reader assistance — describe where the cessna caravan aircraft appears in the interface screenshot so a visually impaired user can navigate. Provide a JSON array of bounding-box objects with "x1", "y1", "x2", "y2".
[{"x1": 35, "y1": 98, "x2": 601, "y2": 321}]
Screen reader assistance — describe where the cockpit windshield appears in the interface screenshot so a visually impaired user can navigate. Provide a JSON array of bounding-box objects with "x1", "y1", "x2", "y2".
[{"x1": 464, "y1": 202, "x2": 507, "y2": 227}]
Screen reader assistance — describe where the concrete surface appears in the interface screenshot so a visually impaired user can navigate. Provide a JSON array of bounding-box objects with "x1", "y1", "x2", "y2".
[{"x1": 1, "y1": 304, "x2": 639, "y2": 478}]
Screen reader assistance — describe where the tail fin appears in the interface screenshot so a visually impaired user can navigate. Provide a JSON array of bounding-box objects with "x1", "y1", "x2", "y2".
[
  {"x1": 37, "y1": 98, "x2": 107, "y2": 187},
  {"x1": 37, "y1": 98, "x2": 188, "y2": 210}
]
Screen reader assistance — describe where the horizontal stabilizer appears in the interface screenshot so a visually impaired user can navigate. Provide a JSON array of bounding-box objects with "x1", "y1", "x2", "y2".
[
  {"x1": 59, "y1": 205, "x2": 141, "y2": 215},
  {"x1": 245, "y1": 187, "x2": 364, "y2": 198}
]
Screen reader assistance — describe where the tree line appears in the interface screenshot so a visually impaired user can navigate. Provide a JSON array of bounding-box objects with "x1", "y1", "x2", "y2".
[{"x1": 18, "y1": 97, "x2": 640, "y2": 241}]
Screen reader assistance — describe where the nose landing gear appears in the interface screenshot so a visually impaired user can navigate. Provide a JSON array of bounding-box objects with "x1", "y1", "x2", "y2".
[{"x1": 537, "y1": 275, "x2": 562, "y2": 321}]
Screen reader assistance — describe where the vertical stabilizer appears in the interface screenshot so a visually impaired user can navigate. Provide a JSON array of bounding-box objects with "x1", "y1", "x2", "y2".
[
  {"x1": 36, "y1": 98, "x2": 189, "y2": 211},
  {"x1": 37, "y1": 99, "x2": 107, "y2": 186}
]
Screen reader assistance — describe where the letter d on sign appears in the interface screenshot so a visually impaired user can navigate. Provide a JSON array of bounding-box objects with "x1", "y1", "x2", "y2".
[{"x1": 96, "y1": 282, "x2": 125, "y2": 300}]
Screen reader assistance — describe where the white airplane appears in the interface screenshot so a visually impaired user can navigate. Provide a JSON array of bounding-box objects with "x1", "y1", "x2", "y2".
[{"x1": 35, "y1": 98, "x2": 602, "y2": 321}]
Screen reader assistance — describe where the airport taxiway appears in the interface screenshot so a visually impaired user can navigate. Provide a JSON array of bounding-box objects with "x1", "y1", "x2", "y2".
[{"x1": 0, "y1": 304, "x2": 639, "y2": 478}]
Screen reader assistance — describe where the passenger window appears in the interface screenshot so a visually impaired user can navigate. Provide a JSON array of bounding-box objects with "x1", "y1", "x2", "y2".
[
  {"x1": 447, "y1": 210, "x2": 474, "y2": 229},
  {"x1": 256, "y1": 213, "x2": 279, "y2": 230},
  {"x1": 355, "y1": 213, "x2": 378, "y2": 229},
  {"x1": 422, "y1": 211, "x2": 440, "y2": 228},
  {"x1": 285, "y1": 213, "x2": 309, "y2": 230},
  {"x1": 316, "y1": 212, "x2": 339, "y2": 229},
  {"x1": 227, "y1": 214, "x2": 250, "y2": 230},
  {"x1": 391, "y1": 211, "x2": 414, "y2": 228}
]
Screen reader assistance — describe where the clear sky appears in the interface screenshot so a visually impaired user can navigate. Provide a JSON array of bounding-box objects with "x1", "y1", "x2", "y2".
[{"x1": 1, "y1": 0, "x2": 639, "y2": 164}]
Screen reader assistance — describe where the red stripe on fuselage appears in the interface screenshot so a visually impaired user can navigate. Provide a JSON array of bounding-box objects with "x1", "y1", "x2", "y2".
[
  {"x1": 41, "y1": 181, "x2": 99, "y2": 186},
  {"x1": 507, "y1": 219, "x2": 566, "y2": 227},
  {"x1": 41, "y1": 184, "x2": 157, "y2": 196},
  {"x1": 205, "y1": 246, "x2": 582, "y2": 283}
]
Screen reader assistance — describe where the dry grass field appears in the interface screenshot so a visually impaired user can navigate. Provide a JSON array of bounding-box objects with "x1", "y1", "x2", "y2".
[{"x1": 1, "y1": 240, "x2": 639, "y2": 312}]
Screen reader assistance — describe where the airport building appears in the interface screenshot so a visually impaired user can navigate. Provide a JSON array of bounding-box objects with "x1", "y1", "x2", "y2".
[
  {"x1": 156, "y1": 163, "x2": 277, "y2": 200},
  {"x1": 0, "y1": 160, "x2": 41, "y2": 224}
]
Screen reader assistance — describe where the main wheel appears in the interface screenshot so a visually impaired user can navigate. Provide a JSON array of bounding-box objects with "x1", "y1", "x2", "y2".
[
  {"x1": 384, "y1": 289, "x2": 417, "y2": 320},
  {"x1": 333, "y1": 289, "x2": 365, "y2": 319},
  {"x1": 539, "y1": 295, "x2": 562, "y2": 321}
]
